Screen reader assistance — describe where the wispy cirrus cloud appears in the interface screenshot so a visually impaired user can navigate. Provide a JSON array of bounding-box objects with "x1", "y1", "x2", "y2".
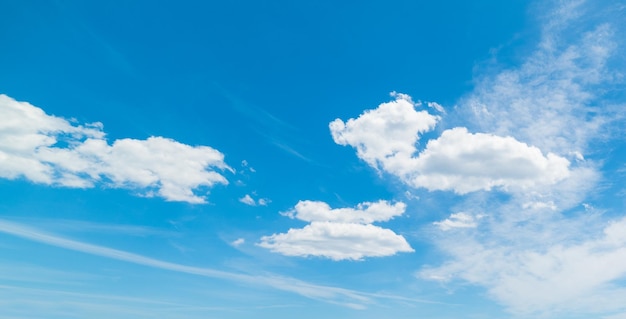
[
  {"x1": 459, "y1": 0, "x2": 626, "y2": 156},
  {"x1": 0, "y1": 218, "x2": 421, "y2": 309},
  {"x1": 2, "y1": 217, "x2": 179, "y2": 238},
  {"x1": 0, "y1": 283, "x2": 250, "y2": 318},
  {"x1": 413, "y1": 0, "x2": 626, "y2": 317},
  {"x1": 420, "y1": 216, "x2": 626, "y2": 315},
  {"x1": 0, "y1": 94, "x2": 231, "y2": 203}
]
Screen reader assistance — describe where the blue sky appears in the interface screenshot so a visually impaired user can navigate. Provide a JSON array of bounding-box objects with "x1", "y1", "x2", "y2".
[{"x1": 1, "y1": 0, "x2": 626, "y2": 318}]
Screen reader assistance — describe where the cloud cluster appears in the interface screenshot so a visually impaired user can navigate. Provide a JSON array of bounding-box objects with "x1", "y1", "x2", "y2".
[
  {"x1": 327, "y1": 1, "x2": 626, "y2": 316},
  {"x1": 239, "y1": 194, "x2": 269, "y2": 206},
  {"x1": 414, "y1": 1, "x2": 626, "y2": 316},
  {"x1": 330, "y1": 94, "x2": 571, "y2": 194},
  {"x1": 0, "y1": 94, "x2": 230, "y2": 203},
  {"x1": 258, "y1": 200, "x2": 413, "y2": 261}
]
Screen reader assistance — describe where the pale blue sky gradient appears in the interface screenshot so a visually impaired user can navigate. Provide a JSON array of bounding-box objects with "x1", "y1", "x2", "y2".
[{"x1": 1, "y1": 1, "x2": 626, "y2": 318}]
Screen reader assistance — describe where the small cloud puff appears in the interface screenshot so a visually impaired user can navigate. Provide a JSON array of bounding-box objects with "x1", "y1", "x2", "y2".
[
  {"x1": 426, "y1": 101, "x2": 446, "y2": 113},
  {"x1": 239, "y1": 194, "x2": 256, "y2": 206},
  {"x1": 434, "y1": 212, "x2": 482, "y2": 231},
  {"x1": 241, "y1": 160, "x2": 256, "y2": 173},
  {"x1": 239, "y1": 193, "x2": 270, "y2": 206},
  {"x1": 231, "y1": 238, "x2": 245, "y2": 247}
]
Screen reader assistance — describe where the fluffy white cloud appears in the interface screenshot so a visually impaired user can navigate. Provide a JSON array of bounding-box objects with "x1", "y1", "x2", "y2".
[
  {"x1": 433, "y1": 212, "x2": 480, "y2": 231},
  {"x1": 330, "y1": 92, "x2": 439, "y2": 176},
  {"x1": 0, "y1": 95, "x2": 104, "y2": 185},
  {"x1": 330, "y1": 95, "x2": 571, "y2": 194},
  {"x1": 0, "y1": 94, "x2": 230, "y2": 203},
  {"x1": 283, "y1": 200, "x2": 406, "y2": 224},
  {"x1": 409, "y1": 127, "x2": 570, "y2": 194},
  {"x1": 259, "y1": 221, "x2": 413, "y2": 261},
  {"x1": 258, "y1": 200, "x2": 413, "y2": 261}
]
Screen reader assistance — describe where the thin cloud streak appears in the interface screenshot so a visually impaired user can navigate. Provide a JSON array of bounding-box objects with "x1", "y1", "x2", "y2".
[
  {"x1": 0, "y1": 218, "x2": 433, "y2": 308},
  {"x1": 0, "y1": 284, "x2": 246, "y2": 318},
  {"x1": 213, "y1": 83, "x2": 317, "y2": 164},
  {"x1": 7, "y1": 217, "x2": 180, "y2": 238}
]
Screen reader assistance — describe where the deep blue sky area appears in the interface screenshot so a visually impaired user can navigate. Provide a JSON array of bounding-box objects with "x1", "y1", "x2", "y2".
[{"x1": 0, "y1": 0, "x2": 530, "y2": 203}]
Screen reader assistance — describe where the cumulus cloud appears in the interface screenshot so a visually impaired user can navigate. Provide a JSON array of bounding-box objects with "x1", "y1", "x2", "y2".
[
  {"x1": 330, "y1": 92, "x2": 439, "y2": 176},
  {"x1": 330, "y1": 95, "x2": 571, "y2": 194},
  {"x1": 0, "y1": 94, "x2": 230, "y2": 203},
  {"x1": 282, "y1": 200, "x2": 406, "y2": 224},
  {"x1": 259, "y1": 222, "x2": 413, "y2": 261},
  {"x1": 258, "y1": 200, "x2": 413, "y2": 261},
  {"x1": 409, "y1": 127, "x2": 570, "y2": 193}
]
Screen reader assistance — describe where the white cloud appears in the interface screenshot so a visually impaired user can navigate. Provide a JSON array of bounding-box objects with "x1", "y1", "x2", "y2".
[
  {"x1": 231, "y1": 238, "x2": 245, "y2": 247},
  {"x1": 259, "y1": 221, "x2": 413, "y2": 261},
  {"x1": 522, "y1": 201, "x2": 557, "y2": 211},
  {"x1": 330, "y1": 92, "x2": 439, "y2": 176},
  {"x1": 408, "y1": 127, "x2": 571, "y2": 194},
  {"x1": 239, "y1": 194, "x2": 256, "y2": 206},
  {"x1": 283, "y1": 200, "x2": 406, "y2": 224},
  {"x1": 259, "y1": 200, "x2": 413, "y2": 261},
  {"x1": 0, "y1": 94, "x2": 230, "y2": 203},
  {"x1": 239, "y1": 193, "x2": 270, "y2": 206},
  {"x1": 426, "y1": 101, "x2": 445, "y2": 113},
  {"x1": 331, "y1": 96, "x2": 571, "y2": 194},
  {"x1": 433, "y1": 212, "x2": 480, "y2": 231},
  {"x1": 241, "y1": 159, "x2": 256, "y2": 172}
]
